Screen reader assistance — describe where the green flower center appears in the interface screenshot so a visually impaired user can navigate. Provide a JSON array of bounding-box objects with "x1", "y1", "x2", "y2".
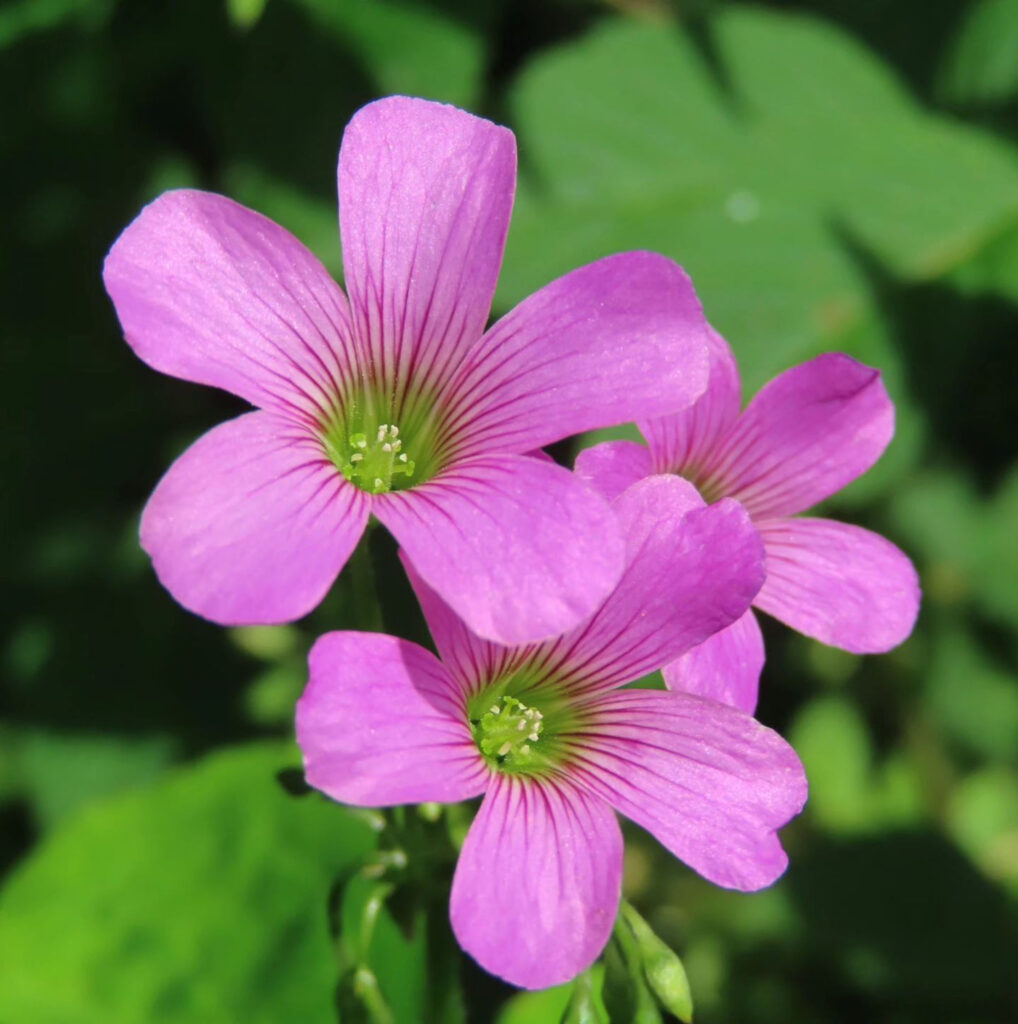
[
  {"x1": 319, "y1": 387, "x2": 447, "y2": 494},
  {"x1": 337, "y1": 423, "x2": 416, "y2": 494},
  {"x1": 476, "y1": 696, "x2": 544, "y2": 768}
]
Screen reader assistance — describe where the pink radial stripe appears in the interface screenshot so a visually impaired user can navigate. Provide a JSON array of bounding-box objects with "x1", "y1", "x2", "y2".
[
  {"x1": 450, "y1": 774, "x2": 622, "y2": 989},
  {"x1": 140, "y1": 411, "x2": 368, "y2": 625},
  {"x1": 755, "y1": 517, "x2": 920, "y2": 653},
  {"x1": 552, "y1": 478, "x2": 764, "y2": 698},
  {"x1": 103, "y1": 189, "x2": 356, "y2": 426},
  {"x1": 570, "y1": 689, "x2": 807, "y2": 891},
  {"x1": 297, "y1": 632, "x2": 488, "y2": 806},
  {"x1": 662, "y1": 609, "x2": 765, "y2": 714},
  {"x1": 400, "y1": 552, "x2": 525, "y2": 699},
  {"x1": 704, "y1": 353, "x2": 894, "y2": 519},
  {"x1": 640, "y1": 325, "x2": 742, "y2": 476},
  {"x1": 445, "y1": 252, "x2": 709, "y2": 457},
  {"x1": 573, "y1": 440, "x2": 653, "y2": 504},
  {"x1": 374, "y1": 454, "x2": 625, "y2": 646},
  {"x1": 338, "y1": 97, "x2": 516, "y2": 414}
]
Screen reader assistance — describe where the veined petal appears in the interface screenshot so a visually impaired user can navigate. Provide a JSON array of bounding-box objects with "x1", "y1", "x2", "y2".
[
  {"x1": 450, "y1": 774, "x2": 622, "y2": 989},
  {"x1": 574, "y1": 440, "x2": 653, "y2": 504},
  {"x1": 103, "y1": 189, "x2": 355, "y2": 423},
  {"x1": 640, "y1": 325, "x2": 742, "y2": 476},
  {"x1": 297, "y1": 632, "x2": 488, "y2": 806},
  {"x1": 448, "y1": 252, "x2": 709, "y2": 455},
  {"x1": 140, "y1": 411, "x2": 368, "y2": 625},
  {"x1": 755, "y1": 518, "x2": 920, "y2": 653},
  {"x1": 374, "y1": 454, "x2": 625, "y2": 646},
  {"x1": 705, "y1": 354, "x2": 894, "y2": 518},
  {"x1": 571, "y1": 690, "x2": 807, "y2": 891},
  {"x1": 662, "y1": 609, "x2": 764, "y2": 714},
  {"x1": 338, "y1": 96, "x2": 515, "y2": 410},
  {"x1": 400, "y1": 552, "x2": 518, "y2": 699},
  {"x1": 555, "y1": 476, "x2": 764, "y2": 697}
]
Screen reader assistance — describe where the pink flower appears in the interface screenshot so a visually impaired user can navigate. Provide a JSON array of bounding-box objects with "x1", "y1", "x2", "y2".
[
  {"x1": 576, "y1": 328, "x2": 921, "y2": 712},
  {"x1": 296, "y1": 476, "x2": 807, "y2": 989},
  {"x1": 102, "y1": 97, "x2": 710, "y2": 645}
]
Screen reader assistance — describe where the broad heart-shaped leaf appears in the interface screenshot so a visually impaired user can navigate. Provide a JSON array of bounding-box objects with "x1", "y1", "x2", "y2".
[
  {"x1": 499, "y1": 9, "x2": 1018, "y2": 389},
  {"x1": 0, "y1": 743, "x2": 377, "y2": 1024}
]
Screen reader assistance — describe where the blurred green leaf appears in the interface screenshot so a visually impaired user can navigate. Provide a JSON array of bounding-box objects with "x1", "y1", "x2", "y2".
[
  {"x1": 0, "y1": 0, "x2": 116, "y2": 47},
  {"x1": 503, "y1": 10, "x2": 1018, "y2": 389},
  {"x1": 789, "y1": 697, "x2": 873, "y2": 833},
  {"x1": 0, "y1": 743, "x2": 377, "y2": 1024},
  {"x1": 938, "y1": 0, "x2": 1018, "y2": 105},
  {"x1": 495, "y1": 979, "x2": 576, "y2": 1024},
  {"x1": 286, "y1": 0, "x2": 483, "y2": 106},
  {"x1": 227, "y1": 0, "x2": 270, "y2": 30},
  {"x1": 947, "y1": 768, "x2": 1018, "y2": 889}
]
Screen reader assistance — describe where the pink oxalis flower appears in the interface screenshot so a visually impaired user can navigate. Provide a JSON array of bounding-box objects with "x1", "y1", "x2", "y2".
[
  {"x1": 102, "y1": 96, "x2": 710, "y2": 645},
  {"x1": 296, "y1": 476, "x2": 808, "y2": 989},
  {"x1": 576, "y1": 328, "x2": 921, "y2": 712}
]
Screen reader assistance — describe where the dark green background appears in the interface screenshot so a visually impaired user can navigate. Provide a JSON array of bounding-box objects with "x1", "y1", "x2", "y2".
[{"x1": 3, "y1": 0, "x2": 1018, "y2": 1021}]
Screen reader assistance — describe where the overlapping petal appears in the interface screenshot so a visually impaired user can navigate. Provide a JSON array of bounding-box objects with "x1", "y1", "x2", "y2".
[
  {"x1": 554, "y1": 476, "x2": 764, "y2": 696},
  {"x1": 140, "y1": 411, "x2": 368, "y2": 625},
  {"x1": 704, "y1": 354, "x2": 894, "y2": 518},
  {"x1": 448, "y1": 253, "x2": 709, "y2": 456},
  {"x1": 571, "y1": 689, "x2": 807, "y2": 891},
  {"x1": 103, "y1": 189, "x2": 355, "y2": 422},
  {"x1": 450, "y1": 775, "x2": 622, "y2": 989},
  {"x1": 338, "y1": 97, "x2": 516, "y2": 407},
  {"x1": 296, "y1": 632, "x2": 487, "y2": 806},
  {"x1": 755, "y1": 518, "x2": 920, "y2": 653},
  {"x1": 662, "y1": 609, "x2": 765, "y2": 714},
  {"x1": 375, "y1": 454, "x2": 625, "y2": 646},
  {"x1": 640, "y1": 325, "x2": 742, "y2": 475},
  {"x1": 573, "y1": 440, "x2": 653, "y2": 504}
]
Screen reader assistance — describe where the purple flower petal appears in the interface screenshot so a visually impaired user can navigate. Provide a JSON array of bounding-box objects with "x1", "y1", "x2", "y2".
[
  {"x1": 640, "y1": 325, "x2": 742, "y2": 475},
  {"x1": 103, "y1": 190, "x2": 355, "y2": 424},
  {"x1": 140, "y1": 411, "x2": 368, "y2": 625},
  {"x1": 374, "y1": 454, "x2": 625, "y2": 646},
  {"x1": 571, "y1": 690, "x2": 807, "y2": 891},
  {"x1": 399, "y1": 552, "x2": 510, "y2": 698},
  {"x1": 338, "y1": 96, "x2": 515, "y2": 405},
  {"x1": 556, "y1": 476, "x2": 764, "y2": 696},
  {"x1": 449, "y1": 253, "x2": 709, "y2": 455},
  {"x1": 706, "y1": 354, "x2": 894, "y2": 518},
  {"x1": 662, "y1": 609, "x2": 764, "y2": 714},
  {"x1": 450, "y1": 775, "x2": 622, "y2": 989},
  {"x1": 755, "y1": 517, "x2": 921, "y2": 653},
  {"x1": 573, "y1": 440, "x2": 653, "y2": 504},
  {"x1": 296, "y1": 632, "x2": 488, "y2": 806}
]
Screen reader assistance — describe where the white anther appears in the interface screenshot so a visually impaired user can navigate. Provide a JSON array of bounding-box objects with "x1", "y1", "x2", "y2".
[
  {"x1": 520, "y1": 744, "x2": 531, "y2": 755},
  {"x1": 398, "y1": 454, "x2": 408, "y2": 463},
  {"x1": 350, "y1": 453, "x2": 363, "y2": 463},
  {"x1": 377, "y1": 425, "x2": 387, "y2": 442},
  {"x1": 516, "y1": 720, "x2": 526, "y2": 731},
  {"x1": 390, "y1": 426, "x2": 399, "y2": 438},
  {"x1": 498, "y1": 741, "x2": 512, "y2": 756},
  {"x1": 382, "y1": 443, "x2": 392, "y2": 452},
  {"x1": 392, "y1": 440, "x2": 402, "y2": 452},
  {"x1": 490, "y1": 706, "x2": 500, "y2": 715},
  {"x1": 374, "y1": 478, "x2": 384, "y2": 490},
  {"x1": 355, "y1": 438, "x2": 367, "y2": 449},
  {"x1": 528, "y1": 731, "x2": 540, "y2": 742}
]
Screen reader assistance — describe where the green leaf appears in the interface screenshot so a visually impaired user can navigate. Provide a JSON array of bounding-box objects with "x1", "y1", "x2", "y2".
[
  {"x1": 947, "y1": 768, "x2": 1018, "y2": 889},
  {"x1": 938, "y1": 0, "x2": 1018, "y2": 105},
  {"x1": 285, "y1": 0, "x2": 483, "y2": 106},
  {"x1": 0, "y1": 0, "x2": 116, "y2": 48},
  {"x1": 603, "y1": 915, "x2": 663, "y2": 1024},
  {"x1": 0, "y1": 743, "x2": 378, "y2": 1024},
  {"x1": 227, "y1": 0, "x2": 270, "y2": 30},
  {"x1": 502, "y1": 10, "x2": 1018, "y2": 390}
]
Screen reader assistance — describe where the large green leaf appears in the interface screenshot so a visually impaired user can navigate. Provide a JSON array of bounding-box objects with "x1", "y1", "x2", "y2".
[
  {"x1": 938, "y1": 0, "x2": 1018, "y2": 106},
  {"x1": 0, "y1": 743, "x2": 377, "y2": 1024},
  {"x1": 501, "y1": 9, "x2": 1018, "y2": 389}
]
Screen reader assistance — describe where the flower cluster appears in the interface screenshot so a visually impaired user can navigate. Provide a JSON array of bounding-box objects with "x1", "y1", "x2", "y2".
[{"x1": 104, "y1": 97, "x2": 919, "y2": 990}]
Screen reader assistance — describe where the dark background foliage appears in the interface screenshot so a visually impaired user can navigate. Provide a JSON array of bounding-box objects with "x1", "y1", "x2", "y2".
[{"x1": 2, "y1": 1, "x2": 1017, "y2": 1021}]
